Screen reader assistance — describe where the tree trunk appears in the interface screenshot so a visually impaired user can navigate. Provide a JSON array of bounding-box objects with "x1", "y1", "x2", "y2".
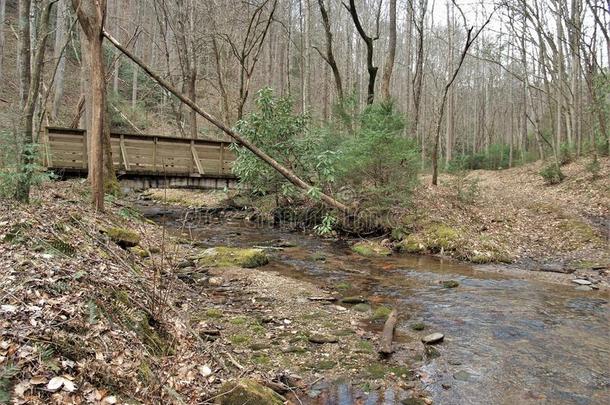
[
  {"x1": 18, "y1": 0, "x2": 31, "y2": 109},
  {"x1": 212, "y1": 36, "x2": 231, "y2": 125},
  {"x1": 51, "y1": 0, "x2": 68, "y2": 121},
  {"x1": 380, "y1": 0, "x2": 397, "y2": 101},
  {"x1": 445, "y1": 2, "x2": 454, "y2": 165},
  {"x1": 316, "y1": 0, "x2": 344, "y2": 101},
  {"x1": 346, "y1": 0, "x2": 378, "y2": 104},
  {"x1": 410, "y1": 1, "x2": 426, "y2": 139},
  {"x1": 0, "y1": 0, "x2": 6, "y2": 81},
  {"x1": 15, "y1": 0, "x2": 54, "y2": 203},
  {"x1": 72, "y1": 0, "x2": 108, "y2": 211}
]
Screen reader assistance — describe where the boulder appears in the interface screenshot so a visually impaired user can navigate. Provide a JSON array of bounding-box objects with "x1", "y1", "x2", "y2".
[
  {"x1": 197, "y1": 247, "x2": 269, "y2": 268},
  {"x1": 351, "y1": 241, "x2": 392, "y2": 257},
  {"x1": 215, "y1": 379, "x2": 284, "y2": 405},
  {"x1": 106, "y1": 227, "x2": 141, "y2": 248},
  {"x1": 422, "y1": 333, "x2": 444, "y2": 344}
]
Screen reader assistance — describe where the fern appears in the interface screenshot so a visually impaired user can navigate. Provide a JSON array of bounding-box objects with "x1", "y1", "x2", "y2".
[{"x1": 0, "y1": 363, "x2": 20, "y2": 404}]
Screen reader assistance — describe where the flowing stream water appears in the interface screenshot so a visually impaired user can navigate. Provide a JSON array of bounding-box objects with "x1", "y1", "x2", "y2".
[{"x1": 142, "y1": 205, "x2": 609, "y2": 405}]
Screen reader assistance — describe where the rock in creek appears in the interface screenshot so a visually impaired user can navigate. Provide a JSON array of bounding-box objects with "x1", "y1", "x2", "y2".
[
  {"x1": 572, "y1": 279, "x2": 592, "y2": 286},
  {"x1": 422, "y1": 333, "x2": 444, "y2": 344},
  {"x1": 197, "y1": 247, "x2": 269, "y2": 268},
  {"x1": 340, "y1": 296, "x2": 368, "y2": 304},
  {"x1": 215, "y1": 379, "x2": 284, "y2": 405},
  {"x1": 453, "y1": 370, "x2": 473, "y2": 382}
]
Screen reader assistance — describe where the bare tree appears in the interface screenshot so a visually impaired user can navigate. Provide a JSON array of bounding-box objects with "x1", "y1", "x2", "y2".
[
  {"x1": 431, "y1": 3, "x2": 494, "y2": 186},
  {"x1": 15, "y1": 0, "x2": 56, "y2": 202},
  {"x1": 381, "y1": 0, "x2": 397, "y2": 101},
  {"x1": 314, "y1": 0, "x2": 344, "y2": 101},
  {"x1": 51, "y1": 0, "x2": 69, "y2": 120},
  {"x1": 221, "y1": 0, "x2": 278, "y2": 120},
  {"x1": 0, "y1": 0, "x2": 6, "y2": 82},
  {"x1": 344, "y1": 0, "x2": 381, "y2": 104}
]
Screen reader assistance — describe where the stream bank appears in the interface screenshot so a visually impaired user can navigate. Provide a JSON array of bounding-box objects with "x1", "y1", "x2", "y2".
[
  {"x1": 0, "y1": 180, "x2": 431, "y2": 405},
  {"x1": 138, "y1": 195, "x2": 609, "y2": 405}
]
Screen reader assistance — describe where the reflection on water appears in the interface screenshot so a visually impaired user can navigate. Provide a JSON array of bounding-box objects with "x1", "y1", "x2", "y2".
[{"x1": 144, "y1": 207, "x2": 610, "y2": 405}]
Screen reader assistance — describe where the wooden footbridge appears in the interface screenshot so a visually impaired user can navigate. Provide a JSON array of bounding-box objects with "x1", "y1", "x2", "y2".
[{"x1": 42, "y1": 127, "x2": 237, "y2": 189}]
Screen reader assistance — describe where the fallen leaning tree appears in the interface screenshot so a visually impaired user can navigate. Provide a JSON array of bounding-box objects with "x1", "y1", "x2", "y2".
[{"x1": 102, "y1": 29, "x2": 350, "y2": 214}]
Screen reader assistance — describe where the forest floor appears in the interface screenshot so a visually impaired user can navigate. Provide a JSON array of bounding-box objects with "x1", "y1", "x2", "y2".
[
  {"x1": 0, "y1": 181, "x2": 428, "y2": 404},
  {"x1": 402, "y1": 157, "x2": 609, "y2": 277}
]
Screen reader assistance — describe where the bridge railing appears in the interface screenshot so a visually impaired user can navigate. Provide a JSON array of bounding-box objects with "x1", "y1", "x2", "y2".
[{"x1": 42, "y1": 127, "x2": 236, "y2": 178}]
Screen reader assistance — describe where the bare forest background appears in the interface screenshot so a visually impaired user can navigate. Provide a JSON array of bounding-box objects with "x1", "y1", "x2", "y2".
[{"x1": 0, "y1": 0, "x2": 608, "y2": 192}]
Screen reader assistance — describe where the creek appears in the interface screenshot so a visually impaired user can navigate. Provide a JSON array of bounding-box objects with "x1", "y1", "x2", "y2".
[{"x1": 140, "y1": 204, "x2": 609, "y2": 405}]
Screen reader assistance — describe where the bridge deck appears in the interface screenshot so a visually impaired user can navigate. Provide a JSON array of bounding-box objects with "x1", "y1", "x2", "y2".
[{"x1": 43, "y1": 127, "x2": 237, "y2": 179}]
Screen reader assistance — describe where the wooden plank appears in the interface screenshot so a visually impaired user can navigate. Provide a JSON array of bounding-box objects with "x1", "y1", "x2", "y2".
[
  {"x1": 44, "y1": 127, "x2": 52, "y2": 167},
  {"x1": 82, "y1": 130, "x2": 88, "y2": 169},
  {"x1": 120, "y1": 134, "x2": 131, "y2": 170},
  {"x1": 219, "y1": 143, "x2": 225, "y2": 174},
  {"x1": 153, "y1": 137, "x2": 157, "y2": 172},
  {"x1": 191, "y1": 141, "x2": 205, "y2": 175}
]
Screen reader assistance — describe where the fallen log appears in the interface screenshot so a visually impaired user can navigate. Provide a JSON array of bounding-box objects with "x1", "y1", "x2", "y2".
[
  {"x1": 102, "y1": 29, "x2": 350, "y2": 214},
  {"x1": 378, "y1": 309, "x2": 398, "y2": 355}
]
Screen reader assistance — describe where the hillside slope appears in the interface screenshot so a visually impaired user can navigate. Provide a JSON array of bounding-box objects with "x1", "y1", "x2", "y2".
[{"x1": 404, "y1": 157, "x2": 609, "y2": 274}]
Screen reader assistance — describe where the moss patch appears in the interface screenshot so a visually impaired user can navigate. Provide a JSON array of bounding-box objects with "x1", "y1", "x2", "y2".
[
  {"x1": 205, "y1": 308, "x2": 223, "y2": 319},
  {"x1": 215, "y1": 379, "x2": 284, "y2": 405},
  {"x1": 129, "y1": 246, "x2": 150, "y2": 258},
  {"x1": 411, "y1": 322, "x2": 426, "y2": 331},
  {"x1": 106, "y1": 227, "x2": 141, "y2": 248},
  {"x1": 371, "y1": 306, "x2": 392, "y2": 321},
  {"x1": 442, "y1": 280, "x2": 459, "y2": 288},
  {"x1": 400, "y1": 235, "x2": 425, "y2": 253},
  {"x1": 424, "y1": 224, "x2": 461, "y2": 252},
  {"x1": 351, "y1": 241, "x2": 391, "y2": 257},
  {"x1": 197, "y1": 247, "x2": 269, "y2": 268},
  {"x1": 352, "y1": 303, "x2": 371, "y2": 312}
]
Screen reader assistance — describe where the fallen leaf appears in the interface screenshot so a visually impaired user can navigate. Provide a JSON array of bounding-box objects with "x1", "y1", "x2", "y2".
[
  {"x1": 1, "y1": 305, "x2": 17, "y2": 313},
  {"x1": 198, "y1": 365, "x2": 212, "y2": 378},
  {"x1": 29, "y1": 376, "x2": 47, "y2": 385},
  {"x1": 47, "y1": 376, "x2": 64, "y2": 392}
]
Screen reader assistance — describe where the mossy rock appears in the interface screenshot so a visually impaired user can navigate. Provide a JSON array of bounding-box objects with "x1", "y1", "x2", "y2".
[
  {"x1": 423, "y1": 224, "x2": 461, "y2": 252},
  {"x1": 341, "y1": 296, "x2": 368, "y2": 304},
  {"x1": 400, "y1": 235, "x2": 425, "y2": 253},
  {"x1": 311, "y1": 252, "x2": 327, "y2": 261},
  {"x1": 351, "y1": 241, "x2": 391, "y2": 257},
  {"x1": 106, "y1": 227, "x2": 141, "y2": 248},
  {"x1": 215, "y1": 379, "x2": 284, "y2": 405},
  {"x1": 352, "y1": 303, "x2": 371, "y2": 312},
  {"x1": 411, "y1": 322, "x2": 426, "y2": 331},
  {"x1": 442, "y1": 280, "x2": 459, "y2": 288},
  {"x1": 335, "y1": 282, "x2": 352, "y2": 291},
  {"x1": 130, "y1": 246, "x2": 150, "y2": 258},
  {"x1": 371, "y1": 306, "x2": 393, "y2": 320},
  {"x1": 197, "y1": 247, "x2": 269, "y2": 268}
]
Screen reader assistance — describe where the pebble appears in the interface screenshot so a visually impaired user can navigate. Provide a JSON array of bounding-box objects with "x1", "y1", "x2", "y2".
[
  {"x1": 453, "y1": 370, "x2": 473, "y2": 381},
  {"x1": 308, "y1": 334, "x2": 339, "y2": 344},
  {"x1": 208, "y1": 277, "x2": 224, "y2": 286},
  {"x1": 572, "y1": 279, "x2": 592, "y2": 285},
  {"x1": 422, "y1": 333, "x2": 444, "y2": 344},
  {"x1": 575, "y1": 286, "x2": 593, "y2": 291}
]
